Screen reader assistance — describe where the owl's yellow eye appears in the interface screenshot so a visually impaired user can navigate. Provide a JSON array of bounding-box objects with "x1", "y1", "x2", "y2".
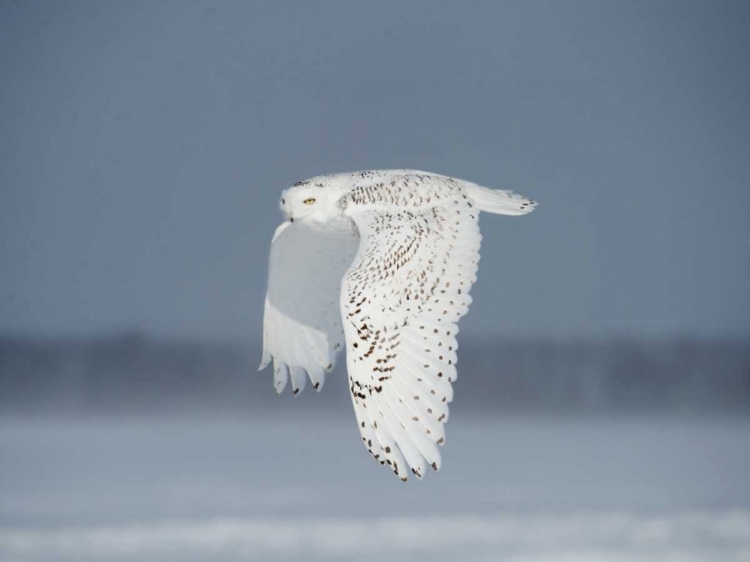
[{"x1": 303, "y1": 198, "x2": 316, "y2": 205}]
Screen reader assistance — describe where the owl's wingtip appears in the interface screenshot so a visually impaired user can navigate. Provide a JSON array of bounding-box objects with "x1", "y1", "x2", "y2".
[{"x1": 258, "y1": 352, "x2": 271, "y2": 371}]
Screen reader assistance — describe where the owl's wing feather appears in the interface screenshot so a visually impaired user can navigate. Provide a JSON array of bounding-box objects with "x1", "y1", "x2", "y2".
[
  {"x1": 260, "y1": 221, "x2": 358, "y2": 394},
  {"x1": 339, "y1": 174, "x2": 483, "y2": 481}
]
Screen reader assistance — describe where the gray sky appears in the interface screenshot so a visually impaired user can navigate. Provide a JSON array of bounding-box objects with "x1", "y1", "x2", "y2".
[{"x1": 1, "y1": 0, "x2": 748, "y2": 340}]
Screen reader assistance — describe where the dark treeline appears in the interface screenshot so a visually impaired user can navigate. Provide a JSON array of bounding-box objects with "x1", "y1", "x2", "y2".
[{"x1": 1, "y1": 332, "x2": 748, "y2": 416}]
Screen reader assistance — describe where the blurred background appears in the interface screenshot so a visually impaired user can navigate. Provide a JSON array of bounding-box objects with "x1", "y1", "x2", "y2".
[{"x1": 1, "y1": 1, "x2": 749, "y2": 561}]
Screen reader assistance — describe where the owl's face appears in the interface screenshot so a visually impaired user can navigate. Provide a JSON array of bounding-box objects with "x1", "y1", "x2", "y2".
[{"x1": 280, "y1": 184, "x2": 346, "y2": 224}]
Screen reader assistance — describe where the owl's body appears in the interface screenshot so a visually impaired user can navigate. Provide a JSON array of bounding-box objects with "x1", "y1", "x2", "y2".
[{"x1": 260, "y1": 170, "x2": 537, "y2": 481}]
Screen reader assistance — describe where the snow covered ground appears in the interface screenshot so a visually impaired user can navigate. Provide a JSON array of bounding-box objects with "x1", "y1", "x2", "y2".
[{"x1": 1, "y1": 414, "x2": 749, "y2": 561}]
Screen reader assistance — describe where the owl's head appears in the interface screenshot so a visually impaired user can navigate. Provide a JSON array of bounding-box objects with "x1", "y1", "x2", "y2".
[{"x1": 280, "y1": 180, "x2": 348, "y2": 224}]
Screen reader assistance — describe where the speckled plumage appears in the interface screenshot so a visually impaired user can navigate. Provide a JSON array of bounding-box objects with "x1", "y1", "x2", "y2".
[{"x1": 259, "y1": 170, "x2": 537, "y2": 481}]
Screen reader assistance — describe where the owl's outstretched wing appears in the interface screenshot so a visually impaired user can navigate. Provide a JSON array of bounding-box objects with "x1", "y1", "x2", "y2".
[
  {"x1": 260, "y1": 221, "x2": 358, "y2": 394},
  {"x1": 339, "y1": 174, "x2": 486, "y2": 481}
]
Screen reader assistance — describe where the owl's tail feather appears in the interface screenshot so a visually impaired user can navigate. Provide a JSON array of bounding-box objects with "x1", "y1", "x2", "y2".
[{"x1": 464, "y1": 184, "x2": 538, "y2": 216}]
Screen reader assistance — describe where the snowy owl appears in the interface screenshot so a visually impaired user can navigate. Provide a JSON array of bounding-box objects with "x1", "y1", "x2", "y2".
[{"x1": 259, "y1": 170, "x2": 537, "y2": 481}]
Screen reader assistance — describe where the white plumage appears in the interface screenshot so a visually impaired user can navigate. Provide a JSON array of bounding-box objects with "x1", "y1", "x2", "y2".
[{"x1": 259, "y1": 170, "x2": 537, "y2": 481}]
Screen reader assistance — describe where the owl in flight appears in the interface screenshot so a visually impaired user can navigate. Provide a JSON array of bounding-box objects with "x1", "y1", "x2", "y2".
[{"x1": 260, "y1": 170, "x2": 537, "y2": 481}]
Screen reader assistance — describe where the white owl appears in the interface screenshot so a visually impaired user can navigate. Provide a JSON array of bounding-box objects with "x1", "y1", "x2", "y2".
[{"x1": 259, "y1": 170, "x2": 537, "y2": 481}]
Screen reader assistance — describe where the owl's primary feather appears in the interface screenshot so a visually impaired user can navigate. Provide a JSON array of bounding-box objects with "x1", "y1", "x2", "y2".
[{"x1": 260, "y1": 170, "x2": 537, "y2": 481}]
